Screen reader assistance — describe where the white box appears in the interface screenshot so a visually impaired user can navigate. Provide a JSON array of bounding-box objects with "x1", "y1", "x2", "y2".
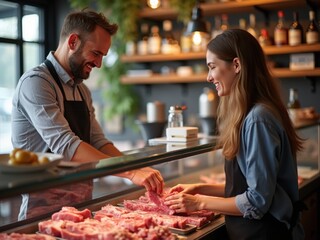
[
  {"x1": 166, "y1": 127, "x2": 198, "y2": 142},
  {"x1": 290, "y1": 53, "x2": 315, "y2": 70}
]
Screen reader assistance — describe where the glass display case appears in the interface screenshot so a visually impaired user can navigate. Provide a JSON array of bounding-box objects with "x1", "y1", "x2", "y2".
[
  {"x1": 0, "y1": 122, "x2": 319, "y2": 239},
  {"x1": 0, "y1": 137, "x2": 227, "y2": 235}
]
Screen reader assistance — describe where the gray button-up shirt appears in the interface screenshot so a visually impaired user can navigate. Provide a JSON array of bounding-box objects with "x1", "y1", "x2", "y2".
[{"x1": 11, "y1": 52, "x2": 111, "y2": 161}]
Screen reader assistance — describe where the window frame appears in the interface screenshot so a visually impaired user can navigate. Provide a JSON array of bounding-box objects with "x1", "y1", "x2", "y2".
[
  {"x1": 0, "y1": 0, "x2": 55, "y2": 153},
  {"x1": 0, "y1": 0, "x2": 54, "y2": 80}
]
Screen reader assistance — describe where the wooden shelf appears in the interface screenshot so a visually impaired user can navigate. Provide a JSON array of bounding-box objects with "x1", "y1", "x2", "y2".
[
  {"x1": 139, "y1": 7, "x2": 176, "y2": 20},
  {"x1": 121, "y1": 44, "x2": 320, "y2": 63},
  {"x1": 139, "y1": 0, "x2": 305, "y2": 20},
  {"x1": 121, "y1": 68, "x2": 320, "y2": 84},
  {"x1": 272, "y1": 68, "x2": 320, "y2": 78},
  {"x1": 121, "y1": 73, "x2": 207, "y2": 84},
  {"x1": 200, "y1": 0, "x2": 305, "y2": 15},
  {"x1": 263, "y1": 44, "x2": 320, "y2": 55},
  {"x1": 121, "y1": 51, "x2": 205, "y2": 63}
]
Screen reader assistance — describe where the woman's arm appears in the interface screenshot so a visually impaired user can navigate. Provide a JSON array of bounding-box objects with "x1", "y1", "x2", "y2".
[
  {"x1": 165, "y1": 193, "x2": 242, "y2": 216},
  {"x1": 198, "y1": 195, "x2": 242, "y2": 215}
]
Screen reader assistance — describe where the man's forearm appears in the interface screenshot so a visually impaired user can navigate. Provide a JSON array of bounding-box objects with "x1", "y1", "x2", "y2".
[{"x1": 71, "y1": 141, "x2": 110, "y2": 162}]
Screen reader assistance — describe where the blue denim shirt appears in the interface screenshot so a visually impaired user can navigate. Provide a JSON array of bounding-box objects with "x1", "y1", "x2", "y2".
[{"x1": 235, "y1": 104, "x2": 299, "y2": 228}]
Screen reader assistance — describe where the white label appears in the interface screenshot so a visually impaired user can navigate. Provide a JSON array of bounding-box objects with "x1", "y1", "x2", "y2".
[
  {"x1": 274, "y1": 29, "x2": 288, "y2": 45},
  {"x1": 288, "y1": 29, "x2": 302, "y2": 46},
  {"x1": 306, "y1": 31, "x2": 319, "y2": 44}
]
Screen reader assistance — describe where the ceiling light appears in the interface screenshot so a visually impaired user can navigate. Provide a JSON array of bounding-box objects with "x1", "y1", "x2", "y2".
[
  {"x1": 186, "y1": 1, "x2": 208, "y2": 35},
  {"x1": 147, "y1": 0, "x2": 161, "y2": 9}
]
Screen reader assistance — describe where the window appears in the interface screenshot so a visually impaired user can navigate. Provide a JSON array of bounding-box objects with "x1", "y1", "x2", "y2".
[{"x1": 0, "y1": 0, "x2": 45, "y2": 153}]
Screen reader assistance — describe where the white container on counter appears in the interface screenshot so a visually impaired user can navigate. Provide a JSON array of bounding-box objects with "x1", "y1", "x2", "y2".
[
  {"x1": 147, "y1": 101, "x2": 165, "y2": 123},
  {"x1": 199, "y1": 87, "x2": 218, "y2": 118}
]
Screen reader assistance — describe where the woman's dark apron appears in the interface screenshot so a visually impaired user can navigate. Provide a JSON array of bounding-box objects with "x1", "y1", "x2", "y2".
[
  {"x1": 224, "y1": 157, "x2": 292, "y2": 240},
  {"x1": 23, "y1": 60, "x2": 92, "y2": 219}
]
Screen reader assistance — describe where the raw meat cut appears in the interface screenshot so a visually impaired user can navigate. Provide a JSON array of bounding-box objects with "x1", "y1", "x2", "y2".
[
  {"x1": 38, "y1": 219, "x2": 66, "y2": 237},
  {"x1": 146, "y1": 191, "x2": 175, "y2": 215},
  {"x1": 0, "y1": 233, "x2": 55, "y2": 240},
  {"x1": 123, "y1": 190, "x2": 216, "y2": 228},
  {"x1": 51, "y1": 206, "x2": 91, "y2": 222},
  {"x1": 38, "y1": 206, "x2": 178, "y2": 240},
  {"x1": 124, "y1": 191, "x2": 175, "y2": 215},
  {"x1": 95, "y1": 205, "x2": 187, "y2": 229}
]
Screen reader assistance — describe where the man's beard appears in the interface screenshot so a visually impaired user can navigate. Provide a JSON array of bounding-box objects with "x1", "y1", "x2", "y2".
[{"x1": 69, "y1": 48, "x2": 90, "y2": 82}]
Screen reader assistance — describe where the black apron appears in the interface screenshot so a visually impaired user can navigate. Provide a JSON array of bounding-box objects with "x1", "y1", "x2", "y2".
[
  {"x1": 224, "y1": 157, "x2": 292, "y2": 240},
  {"x1": 22, "y1": 60, "x2": 93, "y2": 220},
  {"x1": 44, "y1": 59, "x2": 91, "y2": 143}
]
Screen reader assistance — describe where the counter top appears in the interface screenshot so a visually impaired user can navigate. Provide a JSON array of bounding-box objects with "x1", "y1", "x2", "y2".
[{"x1": 0, "y1": 137, "x2": 217, "y2": 200}]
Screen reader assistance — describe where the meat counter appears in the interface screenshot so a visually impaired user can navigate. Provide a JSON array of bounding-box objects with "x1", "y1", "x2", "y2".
[
  {"x1": 0, "y1": 136, "x2": 229, "y2": 239},
  {"x1": 0, "y1": 122, "x2": 319, "y2": 239}
]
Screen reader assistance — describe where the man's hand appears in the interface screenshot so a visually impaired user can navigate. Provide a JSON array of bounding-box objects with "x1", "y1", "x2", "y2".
[{"x1": 129, "y1": 167, "x2": 164, "y2": 194}]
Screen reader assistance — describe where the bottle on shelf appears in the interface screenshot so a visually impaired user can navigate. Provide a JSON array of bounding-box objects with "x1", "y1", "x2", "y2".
[
  {"x1": 161, "y1": 20, "x2": 173, "y2": 54},
  {"x1": 161, "y1": 20, "x2": 180, "y2": 54},
  {"x1": 125, "y1": 41, "x2": 136, "y2": 56},
  {"x1": 288, "y1": 11, "x2": 303, "y2": 46},
  {"x1": 211, "y1": 15, "x2": 223, "y2": 39},
  {"x1": 180, "y1": 26, "x2": 192, "y2": 53},
  {"x1": 247, "y1": 14, "x2": 257, "y2": 39},
  {"x1": 258, "y1": 28, "x2": 272, "y2": 47},
  {"x1": 211, "y1": 14, "x2": 229, "y2": 39},
  {"x1": 274, "y1": 10, "x2": 288, "y2": 46},
  {"x1": 287, "y1": 88, "x2": 301, "y2": 124},
  {"x1": 287, "y1": 88, "x2": 301, "y2": 109},
  {"x1": 168, "y1": 106, "x2": 183, "y2": 128},
  {"x1": 220, "y1": 14, "x2": 229, "y2": 32},
  {"x1": 239, "y1": 18, "x2": 246, "y2": 30},
  {"x1": 147, "y1": 25, "x2": 161, "y2": 54},
  {"x1": 137, "y1": 23, "x2": 149, "y2": 55},
  {"x1": 306, "y1": 10, "x2": 319, "y2": 44}
]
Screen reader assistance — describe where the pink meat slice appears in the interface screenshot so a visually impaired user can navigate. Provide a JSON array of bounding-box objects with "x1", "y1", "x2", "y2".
[
  {"x1": 38, "y1": 219, "x2": 66, "y2": 237},
  {"x1": 124, "y1": 191, "x2": 175, "y2": 215},
  {"x1": 62, "y1": 219, "x2": 137, "y2": 240},
  {"x1": 123, "y1": 190, "x2": 215, "y2": 228},
  {"x1": 146, "y1": 191, "x2": 175, "y2": 215},
  {"x1": 51, "y1": 206, "x2": 91, "y2": 222}
]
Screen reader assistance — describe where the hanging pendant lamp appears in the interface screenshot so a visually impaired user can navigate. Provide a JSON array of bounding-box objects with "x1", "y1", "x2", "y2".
[
  {"x1": 186, "y1": 1, "x2": 209, "y2": 52},
  {"x1": 186, "y1": 1, "x2": 208, "y2": 35}
]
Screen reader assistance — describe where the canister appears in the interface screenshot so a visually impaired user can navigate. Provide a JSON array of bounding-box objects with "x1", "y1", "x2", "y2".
[{"x1": 147, "y1": 101, "x2": 165, "y2": 123}]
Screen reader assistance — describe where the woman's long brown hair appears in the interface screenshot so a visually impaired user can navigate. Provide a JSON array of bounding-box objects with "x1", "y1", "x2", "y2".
[{"x1": 207, "y1": 29, "x2": 303, "y2": 160}]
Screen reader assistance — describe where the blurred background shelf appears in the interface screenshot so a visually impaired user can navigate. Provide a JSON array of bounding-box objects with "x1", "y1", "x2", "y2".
[
  {"x1": 121, "y1": 68, "x2": 320, "y2": 84},
  {"x1": 139, "y1": 0, "x2": 307, "y2": 20},
  {"x1": 121, "y1": 44, "x2": 320, "y2": 62}
]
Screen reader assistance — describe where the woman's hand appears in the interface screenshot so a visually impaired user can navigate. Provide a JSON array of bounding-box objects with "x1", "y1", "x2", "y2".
[
  {"x1": 169, "y1": 184, "x2": 199, "y2": 195},
  {"x1": 129, "y1": 167, "x2": 164, "y2": 194},
  {"x1": 164, "y1": 193, "x2": 202, "y2": 213}
]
